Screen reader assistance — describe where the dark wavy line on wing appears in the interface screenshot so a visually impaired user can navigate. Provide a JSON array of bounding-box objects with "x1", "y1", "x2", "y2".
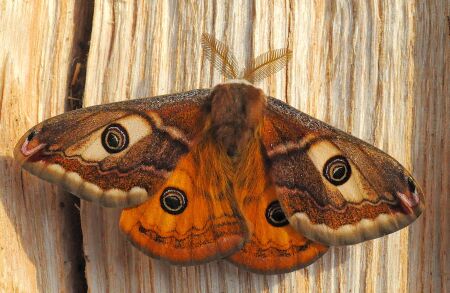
[{"x1": 275, "y1": 183, "x2": 399, "y2": 212}]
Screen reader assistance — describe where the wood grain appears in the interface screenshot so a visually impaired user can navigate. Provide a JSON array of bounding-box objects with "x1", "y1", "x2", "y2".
[
  {"x1": 0, "y1": 1, "x2": 89, "y2": 292},
  {"x1": 81, "y1": 1, "x2": 448, "y2": 292},
  {"x1": 1, "y1": 0, "x2": 448, "y2": 292}
]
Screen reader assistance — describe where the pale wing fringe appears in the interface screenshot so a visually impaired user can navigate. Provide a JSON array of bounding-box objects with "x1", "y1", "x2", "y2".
[{"x1": 201, "y1": 33, "x2": 239, "y2": 79}]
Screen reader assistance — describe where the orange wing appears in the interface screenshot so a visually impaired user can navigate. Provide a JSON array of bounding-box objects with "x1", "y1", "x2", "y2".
[
  {"x1": 119, "y1": 138, "x2": 249, "y2": 265},
  {"x1": 227, "y1": 139, "x2": 328, "y2": 274}
]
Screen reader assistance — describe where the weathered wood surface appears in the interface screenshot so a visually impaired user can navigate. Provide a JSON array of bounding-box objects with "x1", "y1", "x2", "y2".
[
  {"x1": 0, "y1": 0, "x2": 448, "y2": 292},
  {"x1": 0, "y1": 1, "x2": 89, "y2": 292}
]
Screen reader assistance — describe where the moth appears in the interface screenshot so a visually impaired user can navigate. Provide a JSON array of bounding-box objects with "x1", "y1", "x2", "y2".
[{"x1": 14, "y1": 34, "x2": 424, "y2": 274}]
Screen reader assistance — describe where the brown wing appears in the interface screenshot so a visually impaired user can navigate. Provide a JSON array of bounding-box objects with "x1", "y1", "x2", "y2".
[
  {"x1": 14, "y1": 89, "x2": 211, "y2": 207},
  {"x1": 227, "y1": 139, "x2": 327, "y2": 274},
  {"x1": 261, "y1": 97, "x2": 425, "y2": 245},
  {"x1": 119, "y1": 135, "x2": 249, "y2": 265}
]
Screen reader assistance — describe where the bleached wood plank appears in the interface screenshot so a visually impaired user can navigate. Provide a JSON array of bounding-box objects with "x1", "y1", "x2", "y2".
[
  {"x1": 78, "y1": 0, "x2": 446, "y2": 292},
  {"x1": 0, "y1": 1, "x2": 89, "y2": 292}
]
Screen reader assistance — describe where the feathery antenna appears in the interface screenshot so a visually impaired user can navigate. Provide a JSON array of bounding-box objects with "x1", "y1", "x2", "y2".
[
  {"x1": 201, "y1": 33, "x2": 239, "y2": 79},
  {"x1": 241, "y1": 49, "x2": 292, "y2": 83},
  {"x1": 201, "y1": 33, "x2": 292, "y2": 83}
]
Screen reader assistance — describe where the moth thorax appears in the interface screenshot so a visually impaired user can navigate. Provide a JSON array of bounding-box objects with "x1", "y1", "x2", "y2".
[{"x1": 210, "y1": 82, "x2": 265, "y2": 156}]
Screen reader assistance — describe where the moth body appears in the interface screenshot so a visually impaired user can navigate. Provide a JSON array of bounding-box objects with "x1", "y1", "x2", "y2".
[{"x1": 209, "y1": 81, "x2": 265, "y2": 156}]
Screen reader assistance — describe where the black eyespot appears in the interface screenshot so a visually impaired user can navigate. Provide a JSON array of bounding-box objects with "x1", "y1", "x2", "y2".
[
  {"x1": 265, "y1": 201, "x2": 289, "y2": 227},
  {"x1": 407, "y1": 177, "x2": 416, "y2": 193},
  {"x1": 27, "y1": 129, "x2": 38, "y2": 141},
  {"x1": 101, "y1": 124, "x2": 129, "y2": 153},
  {"x1": 323, "y1": 155, "x2": 351, "y2": 185},
  {"x1": 160, "y1": 188, "x2": 188, "y2": 215}
]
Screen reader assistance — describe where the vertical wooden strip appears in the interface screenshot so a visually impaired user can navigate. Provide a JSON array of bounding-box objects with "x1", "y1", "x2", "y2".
[
  {"x1": 408, "y1": 2, "x2": 449, "y2": 293},
  {"x1": 0, "y1": 0, "x2": 90, "y2": 291}
]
